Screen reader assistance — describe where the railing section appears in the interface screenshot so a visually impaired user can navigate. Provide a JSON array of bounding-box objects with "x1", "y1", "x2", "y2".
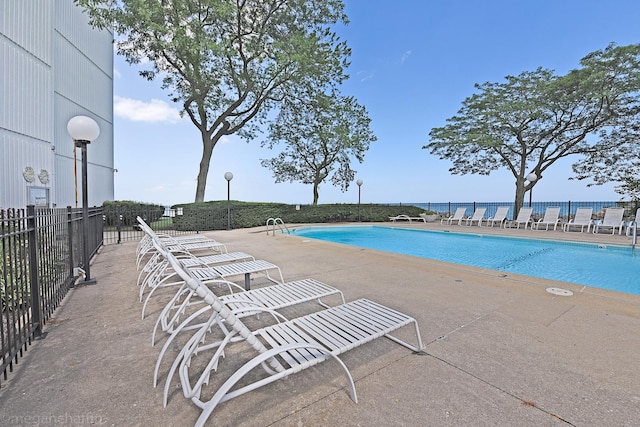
[
  {"x1": 410, "y1": 200, "x2": 640, "y2": 223},
  {"x1": 1, "y1": 205, "x2": 102, "y2": 385}
]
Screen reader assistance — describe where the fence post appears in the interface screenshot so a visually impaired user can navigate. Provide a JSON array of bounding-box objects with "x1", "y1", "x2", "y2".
[
  {"x1": 116, "y1": 205, "x2": 122, "y2": 244},
  {"x1": 67, "y1": 206, "x2": 75, "y2": 287},
  {"x1": 26, "y1": 205, "x2": 42, "y2": 337}
]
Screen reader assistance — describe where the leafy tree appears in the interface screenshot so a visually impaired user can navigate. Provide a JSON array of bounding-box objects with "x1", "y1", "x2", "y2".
[
  {"x1": 76, "y1": 0, "x2": 351, "y2": 202},
  {"x1": 616, "y1": 175, "x2": 640, "y2": 201},
  {"x1": 424, "y1": 43, "x2": 640, "y2": 215},
  {"x1": 261, "y1": 91, "x2": 376, "y2": 204},
  {"x1": 576, "y1": 126, "x2": 640, "y2": 201}
]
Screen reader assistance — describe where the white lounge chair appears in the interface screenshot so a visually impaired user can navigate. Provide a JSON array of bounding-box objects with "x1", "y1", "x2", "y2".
[
  {"x1": 464, "y1": 207, "x2": 487, "y2": 226},
  {"x1": 141, "y1": 257, "x2": 286, "y2": 317},
  {"x1": 144, "y1": 240, "x2": 346, "y2": 382},
  {"x1": 440, "y1": 207, "x2": 467, "y2": 225},
  {"x1": 505, "y1": 207, "x2": 533, "y2": 229},
  {"x1": 389, "y1": 214, "x2": 426, "y2": 223},
  {"x1": 177, "y1": 252, "x2": 255, "y2": 268},
  {"x1": 139, "y1": 239, "x2": 286, "y2": 319},
  {"x1": 137, "y1": 233, "x2": 226, "y2": 269},
  {"x1": 593, "y1": 207, "x2": 625, "y2": 235},
  {"x1": 625, "y1": 208, "x2": 640, "y2": 237},
  {"x1": 563, "y1": 208, "x2": 593, "y2": 233},
  {"x1": 485, "y1": 206, "x2": 510, "y2": 227},
  {"x1": 154, "y1": 277, "x2": 347, "y2": 391},
  {"x1": 136, "y1": 217, "x2": 227, "y2": 267},
  {"x1": 137, "y1": 249, "x2": 255, "y2": 295},
  {"x1": 532, "y1": 207, "x2": 561, "y2": 231},
  {"x1": 146, "y1": 239, "x2": 339, "y2": 336},
  {"x1": 162, "y1": 252, "x2": 424, "y2": 426}
]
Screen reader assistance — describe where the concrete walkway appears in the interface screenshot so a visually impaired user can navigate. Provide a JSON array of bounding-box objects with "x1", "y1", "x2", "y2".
[{"x1": 1, "y1": 223, "x2": 639, "y2": 426}]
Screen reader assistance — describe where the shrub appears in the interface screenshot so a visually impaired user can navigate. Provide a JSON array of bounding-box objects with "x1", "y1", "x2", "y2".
[
  {"x1": 103, "y1": 201, "x2": 164, "y2": 227},
  {"x1": 170, "y1": 201, "x2": 425, "y2": 230}
]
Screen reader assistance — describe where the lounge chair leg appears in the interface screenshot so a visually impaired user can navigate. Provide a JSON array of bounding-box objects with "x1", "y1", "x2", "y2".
[{"x1": 193, "y1": 345, "x2": 358, "y2": 427}]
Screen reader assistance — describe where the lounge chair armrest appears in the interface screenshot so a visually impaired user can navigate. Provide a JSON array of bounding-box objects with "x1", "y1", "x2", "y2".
[
  {"x1": 201, "y1": 278, "x2": 245, "y2": 294},
  {"x1": 227, "y1": 306, "x2": 289, "y2": 323}
]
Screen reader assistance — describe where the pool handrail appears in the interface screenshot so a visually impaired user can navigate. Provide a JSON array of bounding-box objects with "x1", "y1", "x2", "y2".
[{"x1": 266, "y1": 217, "x2": 290, "y2": 236}]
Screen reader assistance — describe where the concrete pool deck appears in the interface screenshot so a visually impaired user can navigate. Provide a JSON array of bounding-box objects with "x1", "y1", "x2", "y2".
[{"x1": 0, "y1": 222, "x2": 639, "y2": 426}]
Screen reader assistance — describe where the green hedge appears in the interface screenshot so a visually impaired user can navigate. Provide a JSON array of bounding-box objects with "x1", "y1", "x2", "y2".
[
  {"x1": 103, "y1": 201, "x2": 165, "y2": 227},
  {"x1": 170, "y1": 201, "x2": 426, "y2": 231}
]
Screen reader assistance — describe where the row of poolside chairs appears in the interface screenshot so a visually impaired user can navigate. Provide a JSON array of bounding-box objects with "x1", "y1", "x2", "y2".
[
  {"x1": 440, "y1": 206, "x2": 640, "y2": 235},
  {"x1": 135, "y1": 217, "x2": 425, "y2": 426}
]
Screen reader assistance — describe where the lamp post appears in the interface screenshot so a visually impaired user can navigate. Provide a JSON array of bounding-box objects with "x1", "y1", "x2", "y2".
[
  {"x1": 356, "y1": 179, "x2": 363, "y2": 222},
  {"x1": 67, "y1": 115, "x2": 100, "y2": 285},
  {"x1": 526, "y1": 172, "x2": 538, "y2": 209},
  {"x1": 224, "y1": 172, "x2": 233, "y2": 230}
]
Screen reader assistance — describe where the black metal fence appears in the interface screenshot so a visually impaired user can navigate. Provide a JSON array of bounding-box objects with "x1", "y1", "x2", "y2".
[
  {"x1": 1, "y1": 205, "x2": 102, "y2": 385},
  {"x1": 102, "y1": 205, "x2": 205, "y2": 245},
  {"x1": 412, "y1": 200, "x2": 640, "y2": 222},
  {"x1": 102, "y1": 200, "x2": 640, "y2": 246}
]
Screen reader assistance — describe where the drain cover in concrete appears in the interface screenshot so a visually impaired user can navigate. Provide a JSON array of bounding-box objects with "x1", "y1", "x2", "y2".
[{"x1": 546, "y1": 287, "x2": 574, "y2": 296}]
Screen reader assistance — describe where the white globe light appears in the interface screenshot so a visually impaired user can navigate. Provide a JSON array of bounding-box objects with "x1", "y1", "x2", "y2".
[
  {"x1": 67, "y1": 116, "x2": 100, "y2": 142},
  {"x1": 357, "y1": 179, "x2": 363, "y2": 186},
  {"x1": 526, "y1": 172, "x2": 538, "y2": 182},
  {"x1": 224, "y1": 172, "x2": 234, "y2": 181}
]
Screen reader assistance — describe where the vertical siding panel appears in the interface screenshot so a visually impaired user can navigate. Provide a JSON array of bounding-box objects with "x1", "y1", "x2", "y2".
[
  {"x1": 54, "y1": 0, "x2": 114, "y2": 207},
  {"x1": 0, "y1": 0, "x2": 112, "y2": 208}
]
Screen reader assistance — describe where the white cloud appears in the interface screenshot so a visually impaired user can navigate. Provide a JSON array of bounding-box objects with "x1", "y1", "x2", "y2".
[
  {"x1": 219, "y1": 135, "x2": 236, "y2": 144},
  {"x1": 401, "y1": 50, "x2": 412, "y2": 63},
  {"x1": 357, "y1": 70, "x2": 374, "y2": 82},
  {"x1": 114, "y1": 96, "x2": 182, "y2": 123}
]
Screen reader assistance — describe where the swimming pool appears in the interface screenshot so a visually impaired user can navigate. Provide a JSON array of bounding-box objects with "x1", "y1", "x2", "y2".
[{"x1": 292, "y1": 226, "x2": 640, "y2": 296}]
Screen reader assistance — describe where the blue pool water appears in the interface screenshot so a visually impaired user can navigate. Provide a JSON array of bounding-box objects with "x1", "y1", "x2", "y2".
[{"x1": 293, "y1": 226, "x2": 640, "y2": 296}]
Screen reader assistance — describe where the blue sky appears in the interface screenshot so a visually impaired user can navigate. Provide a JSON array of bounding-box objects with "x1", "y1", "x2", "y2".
[{"x1": 112, "y1": 0, "x2": 640, "y2": 207}]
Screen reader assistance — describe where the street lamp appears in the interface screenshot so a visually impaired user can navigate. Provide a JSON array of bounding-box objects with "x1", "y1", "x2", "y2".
[
  {"x1": 526, "y1": 172, "x2": 538, "y2": 208},
  {"x1": 356, "y1": 179, "x2": 363, "y2": 222},
  {"x1": 224, "y1": 172, "x2": 233, "y2": 230},
  {"x1": 67, "y1": 115, "x2": 100, "y2": 285}
]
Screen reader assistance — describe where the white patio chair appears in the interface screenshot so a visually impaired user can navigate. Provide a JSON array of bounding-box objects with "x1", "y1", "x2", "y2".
[
  {"x1": 532, "y1": 206, "x2": 561, "y2": 231},
  {"x1": 485, "y1": 206, "x2": 510, "y2": 227},
  {"x1": 464, "y1": 207, "x2": 487, "y2": 226},
  {"x1": 563, "y1": 208, "x2": 593, "y2": 233},
  {"x1": 593, "y1": 207, "x2": 625, "y2": 235},
  {"x1": 440, "y1": 207, "x2": 467, "y2": 225},
  {"x1": 505, "y1": 207, "x2": 533, "y2": 229},
  {"x1": 625, "y1": 207, "x2": 640, "y2": 237}
]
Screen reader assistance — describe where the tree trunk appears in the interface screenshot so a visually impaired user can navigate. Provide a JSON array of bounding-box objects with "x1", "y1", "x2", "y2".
[
  {"x1": 513, "y1": 179, "x2": 527, "y2": 219},
  {"x1": 195, "y1": 132, "x2": 216, "y2": 202},
  {"x1": 312, "y1": 181, "x2": 319, "y2": 205}
]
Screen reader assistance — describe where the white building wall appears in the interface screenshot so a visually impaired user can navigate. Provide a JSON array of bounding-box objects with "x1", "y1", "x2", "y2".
[
  {"x1": 0, "y1": 0, "x2": 55, "y2": 208},
  {"x1": 0, "y1": 0, "x2": 113, "y2": 209},
  {"x1": 53, "y1": 0, "x2": 114, "y2": 208}
]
